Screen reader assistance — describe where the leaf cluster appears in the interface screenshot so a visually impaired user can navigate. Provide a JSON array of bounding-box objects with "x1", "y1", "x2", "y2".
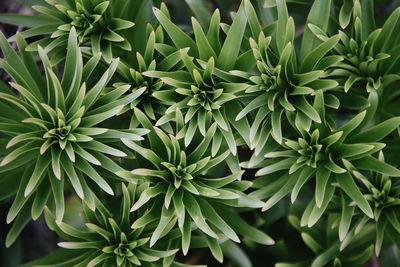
[{"x1": 0, "y1": 0, "x2": 400, "y2": 266}]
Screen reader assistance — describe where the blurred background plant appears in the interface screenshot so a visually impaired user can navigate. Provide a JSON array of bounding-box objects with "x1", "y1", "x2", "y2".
[{"x1": 1, "y1": 0, "x2": 400, "y2": 267}]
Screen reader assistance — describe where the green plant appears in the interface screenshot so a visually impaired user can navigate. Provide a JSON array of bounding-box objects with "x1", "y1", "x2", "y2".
[
  {"x1": 0, "y1": 0, "x2": 400, "y2": 266},
  {"x1": 117, "y1": 113, "x2": 273, "y2": 261},
  {"x1": 0, "y1": 27, "x2": 149, "y2": 247},
  {"x1": 23, "y1": 0, "x2": 134, "y2": 62},
  {"x1": 25, "y1": 184, "x2": 183, "y2": 267}
]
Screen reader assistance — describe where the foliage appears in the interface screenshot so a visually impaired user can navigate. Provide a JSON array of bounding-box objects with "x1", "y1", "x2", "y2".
[
  {"x1": 0, "y1": 0, "x2": 400, "y2": 266},
  {"x1": 24, "y1": 184, "x2": 183, "y2": 267}
]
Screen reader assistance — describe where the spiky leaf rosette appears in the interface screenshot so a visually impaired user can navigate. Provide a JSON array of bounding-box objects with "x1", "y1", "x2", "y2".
[
  {"x1": 24, "y1": 183, "x2": 183, "y2": 267},
  {"x1": 236, "y1": 0, "x2": 342, "y2": 149},
  {"x1": 115, "y1": 24, "x2": 184, "y2": 121},
  {"x1": 147, "y1": 3, "x2": 254, "y2": 155},
  {"x1": 334, "y1": 152, "x2": 400, "y2": 256},
  {"x1": 3, "y1": 0, "x2": 134, "y2": 62},
  {"x1": 275, "y1": 215, "x2": 375, "y2": 267},
  {"x1": 116, "y1": 108, "x2": 273, "y2": 262},
  {"x1": 0, "y1": 28, "x2": 148, "y2": 246},
  {"x1": 247, "y1": 103, "x2": 400, "y2": 223},
  {"x1": 309, "y1": 5, "x2": 400, "y2": 112},
  {"x1": 148, "y1": 54, "x2": 249, "y2": 155}
]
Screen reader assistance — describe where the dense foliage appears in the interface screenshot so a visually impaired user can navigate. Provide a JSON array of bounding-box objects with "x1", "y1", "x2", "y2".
[{"x1": 0, "y1": 0, "x2": 400, "y2": 266}]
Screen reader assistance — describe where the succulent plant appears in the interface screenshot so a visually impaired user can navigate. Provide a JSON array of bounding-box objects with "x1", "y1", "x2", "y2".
[
  {"x1": 116, "y1": 108, "x2": 273, "y2": 262},
  {"x1": 248, "y1": 106, "x2": 400, "y2": 221},
  {"x1": 236, "y1": 2, "x2": 342, "y2": 148},
  {"x1": 25, "y1": 183, "x2": 183, "y2": 267},
  {"x1": 2, "y1": 0, "x2": 135, "y2": 62},
  {"x1": 144, "y1": 4, "x2": 254, "y2": 155},
  {"x1": 276, "y1": 215, "x2": 375, "y2": 267},
  {"x1": 309, "y1": 6, "x2": 400, "y2": 94},
  {"x1": 149, "y1": 55, "x2": 249, "y2": 155},
  {"x1": 0, "y1": 0, "x2": 399, "y2": 266},
  {"x1": 115, "y1": 24, "x2": 182, "y2": 121},
  {"x1": 331, "y1": 153, "x2": 400, "y2": 256},
  {"x1": 0, "y1": 28, "x2": 148, "y2": 246}
]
